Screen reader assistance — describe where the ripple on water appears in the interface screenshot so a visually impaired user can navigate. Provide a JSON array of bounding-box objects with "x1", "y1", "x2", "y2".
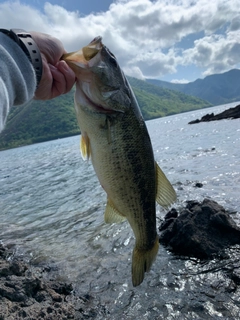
[{"x1": 1, "y1": 104, "x2": 240, "y2": 318}]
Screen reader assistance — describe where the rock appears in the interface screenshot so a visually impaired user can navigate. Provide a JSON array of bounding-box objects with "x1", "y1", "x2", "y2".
[
  {"x1": 0, "y1": 243, "x2": 108, "y2": 319},
  {"x1": 194, "y1": 182, "x2": 203, "y2": 188},
  {"x1": 188, "y1": 104, "x2": 240, "y2": 124},
  {"x1": 159, "y1": 199, "x2": 240, "y2": 259}
]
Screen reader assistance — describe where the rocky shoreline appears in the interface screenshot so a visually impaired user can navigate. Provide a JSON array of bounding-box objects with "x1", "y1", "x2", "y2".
[
  {"x1": 0, "y1": 244, "x2": 71, "y2": 319},
  {"x1": 0, "y1": 244, "x2": 109, "y2": 320},
  {"x1": 1, "y1": 199, "x2": 240, "y2": 319},
  {"x1": 188, "y1": 103, "x2": 240, "y2": 124}
]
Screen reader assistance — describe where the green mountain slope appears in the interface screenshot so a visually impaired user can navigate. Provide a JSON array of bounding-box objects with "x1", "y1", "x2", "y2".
[
  {"x1": 0, "y1": 78, "x2": 211, "y2": 150},
  {"x1": 147, "y1": 69, "x2": 240, "y2": 105},
  {"x1": 128, "y1": 77, "x2": 211, "y2": 120},
  {"x1": 0, "y1": 92, "x2": 80, "y2": 150}
]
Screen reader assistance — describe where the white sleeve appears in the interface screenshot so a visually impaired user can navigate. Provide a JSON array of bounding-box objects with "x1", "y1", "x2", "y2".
[{"x1": 0, "y1": 33, "x2": 37, "y2": 132}]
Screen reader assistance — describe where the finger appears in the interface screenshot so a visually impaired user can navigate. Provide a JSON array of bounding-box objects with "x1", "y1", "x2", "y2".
[
  {"x1": 56, "y1": 61, "x2": 76, "y2": 93},
  {"x1": 49, "y1": 64, "x2": 67, "y2": 98}
]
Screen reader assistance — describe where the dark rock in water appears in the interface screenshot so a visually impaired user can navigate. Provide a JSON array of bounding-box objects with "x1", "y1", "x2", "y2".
[
  {"x1": 159, "y1": 199, "x2": 240, "y2": 259},
  {"x1": 194, "y1": 182, "x2": 203, "y2": 188},
  {"x1": 189, "y1": 104, "x2": 240, "y2": 124}
]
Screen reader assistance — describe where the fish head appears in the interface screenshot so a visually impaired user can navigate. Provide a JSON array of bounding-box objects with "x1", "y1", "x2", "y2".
[{"x1": 62, "y1": 36, "x2": 131, "y2": 115}]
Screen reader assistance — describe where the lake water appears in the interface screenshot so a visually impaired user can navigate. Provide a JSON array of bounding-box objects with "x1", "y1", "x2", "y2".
[{"x1": 1, "y1": 102, "x2": 240, "y2": 319}]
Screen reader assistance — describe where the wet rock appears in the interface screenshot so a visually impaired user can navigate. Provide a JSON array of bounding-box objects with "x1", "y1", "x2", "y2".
[
  {"x1": 159, "y1": 199, "x2": 240, "y2": 259},
  {"x1": 194, "y1": 182, "x2": 203, "y2": 188},
  {"x1": 0, "y1": 243, "x2": 103, "y2": 319},
  {"x1": 189, "y1": 104, "x2": 240, "y2": 124}
]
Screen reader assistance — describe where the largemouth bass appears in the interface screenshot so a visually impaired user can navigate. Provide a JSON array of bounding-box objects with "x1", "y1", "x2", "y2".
[{"x1": 62, "y1": 37, "x2": 176, "y2": 286}]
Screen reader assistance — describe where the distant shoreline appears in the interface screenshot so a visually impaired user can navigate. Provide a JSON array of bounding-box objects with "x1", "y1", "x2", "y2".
[{"x1": 189, "y1": 103, "x2": 240, "y2": 124}]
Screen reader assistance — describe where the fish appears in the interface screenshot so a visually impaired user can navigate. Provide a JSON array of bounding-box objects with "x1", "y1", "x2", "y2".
[{"x1": 62, "y1": 37, "x2": 176, "y2": 286}]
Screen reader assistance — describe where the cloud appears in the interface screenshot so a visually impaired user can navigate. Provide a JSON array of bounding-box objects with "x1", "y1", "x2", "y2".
[
  {"x1": 0, "y1": 0, "x2": 239, "y2": 80},
  {"x1": 124, "y1": 48, "x2": 181, "y2": 79},
  {"x1": 182, "y1": 30, "x2": 240, "y2": 76},
  {"x1": 229, "y1": 16, "x2": 240, "y2": 31},
  {"x1": 171, "y1": 79, "x2": 190, "y2": 84}
]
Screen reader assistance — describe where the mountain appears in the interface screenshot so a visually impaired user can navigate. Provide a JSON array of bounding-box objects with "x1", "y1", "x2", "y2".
[
  {"x1": 0, "y1": 78, "x2": 211, "y2": 150},
  {"x1": 0, "y1": 92, "x2": 80, "y2": 150},
  {"x1": 127, "y1": 77, "x2": 211, "y2": 119},
  {"x1": 146, "y1": 69, "x2": 240, "y2": 106}
]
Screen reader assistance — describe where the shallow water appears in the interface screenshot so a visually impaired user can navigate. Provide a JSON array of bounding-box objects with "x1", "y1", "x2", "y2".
[{"x1": 1, "y1": 102, "x2": 240, "y2": 319}]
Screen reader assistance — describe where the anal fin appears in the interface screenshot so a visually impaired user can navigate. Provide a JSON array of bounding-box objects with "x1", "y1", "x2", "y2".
[{"x1": 104, "y1": 198, "x2": 126, "y2": 224}]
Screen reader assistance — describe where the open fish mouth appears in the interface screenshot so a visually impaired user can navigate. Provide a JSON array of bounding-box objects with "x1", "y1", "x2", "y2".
[
  {"x1": 63, "y1": 37, "x2": 122, "y2": 115},
  {"x1": 62, "y1": 36, "x2": 103, "y2": 67},
  {"x1": 63, "y1": 36, "x2": 118, "y2": 114},
  {"x1": 82, "y1": 36, "x2": 103, "y2": 61}
]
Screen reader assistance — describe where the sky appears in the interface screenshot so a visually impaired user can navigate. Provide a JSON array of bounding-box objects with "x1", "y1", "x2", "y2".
[{"x1": 0, "y1": 0, "x2": 239, "y2": 83}]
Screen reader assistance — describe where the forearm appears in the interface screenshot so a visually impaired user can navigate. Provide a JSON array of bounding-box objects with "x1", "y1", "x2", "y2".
[{"x1": 0, "y1": 33, "x2": 36, "y2": 132}]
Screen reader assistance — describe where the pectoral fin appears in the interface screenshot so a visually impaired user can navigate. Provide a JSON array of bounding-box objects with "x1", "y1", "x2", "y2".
[
  {"x1": 80, "y1": 134, "x2": 91, "y2": 160},
  {"x1": 156, "y1": 162, "x2": 176, "y2": 209},
  {"x1": 104, "y1": 198, "x2": 126, "y2": 224}
]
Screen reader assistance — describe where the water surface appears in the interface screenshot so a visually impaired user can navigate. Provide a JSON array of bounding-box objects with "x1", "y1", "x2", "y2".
[{"x1": 1, "y1": 103, "x2": 240, "y2": 319}]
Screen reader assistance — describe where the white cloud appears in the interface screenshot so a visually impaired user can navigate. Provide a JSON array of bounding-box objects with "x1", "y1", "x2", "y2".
[
  {"x1": 182, "y1": 30, "x2": 240, "y2": 76},
  {"x1": 0, "y1": 0, "x2": 239, "y2": 80},
  {"x1": 123, "y1": 66, "x2": 145, "y2": 80},
  {"x1": 171, "y1": 79, "x2": 189, "y2": 84}
]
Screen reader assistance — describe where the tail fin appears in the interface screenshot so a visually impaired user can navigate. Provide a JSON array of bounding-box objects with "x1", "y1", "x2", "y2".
[{"x1": 132, "y1": 236, "x2": 159, "y2": 287}]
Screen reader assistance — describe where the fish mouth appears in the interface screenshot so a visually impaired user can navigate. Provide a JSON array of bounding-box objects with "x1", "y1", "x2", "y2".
[
  {"x1": 62, "y1": 36, "x2": 103, "y2": 67},
  {"x1": 64, "y1": 36, "x2": 122, "y2": 115},
  {"x1": 82, "y1": 36, "x2": 103, "y2": 61}
]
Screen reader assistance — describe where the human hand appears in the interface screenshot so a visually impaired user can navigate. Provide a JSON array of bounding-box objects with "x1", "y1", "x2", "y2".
[{"x1": 31, "y1": 32, "x2": 76, "y2": 100}]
